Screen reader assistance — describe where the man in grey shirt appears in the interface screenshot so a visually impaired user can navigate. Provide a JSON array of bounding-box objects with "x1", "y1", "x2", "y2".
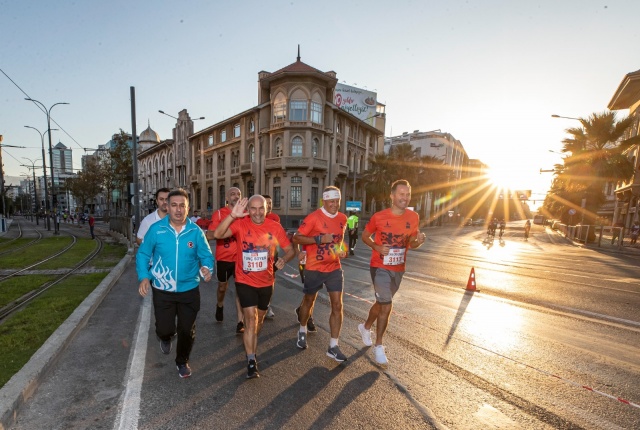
[{"x1": 137, "y1": 188, "x2": 170, "y2": 244}]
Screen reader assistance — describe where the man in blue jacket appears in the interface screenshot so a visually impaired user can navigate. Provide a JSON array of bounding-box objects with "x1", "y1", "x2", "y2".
[{"x1": 136, "y1": 188, "x2": 214, "y2": 378}]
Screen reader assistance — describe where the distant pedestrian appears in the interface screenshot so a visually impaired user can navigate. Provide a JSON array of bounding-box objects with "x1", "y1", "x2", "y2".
[
  {"x1": 524, "y1": 219, "x2": 531, "y2": 240},
  {"x1": 136, "y1": 188, "x2": 214, "y2": 378},
  {"x1": 88, "y1": 213, "x2": 95, "y2": 239},
  {"x1": 347, "y1": 211, "x2": 359, "y2": 255},
  {"x1": 630, "y1": 221, "x2": 639, "y2": 245},
  {"x1": 358, "y1": 180, "x2": 425, "y2": 366}
]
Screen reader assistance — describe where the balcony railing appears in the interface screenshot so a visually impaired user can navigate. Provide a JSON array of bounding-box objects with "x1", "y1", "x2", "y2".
[
  {"x1": 217, "y1": 170, "x2": 225, "y2": 178},
  {"x1": 189, "y1": 175, "x2": 199, "y2": 183},
  {"x1": 337, "y1": 164, "x2": 349, "y2": 175},
  {"x1": 241, "y1": 162, "x2": 254, "y2": 174},
  {"x1": 265, "y1": 157, "x2": 328, "y2": 170}
]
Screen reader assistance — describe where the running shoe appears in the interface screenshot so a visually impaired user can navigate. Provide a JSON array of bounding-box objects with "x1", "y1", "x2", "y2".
[
  {"x1": 266, "y1": 306, "x2": 275, "y2": 319},
  {"x1": 326, "y1": 345, "x2": 347, "y2": 362},
  {"x1": 297, "y1": 331, "x2": 308, "y2": 349},
  {"x1": 307, "y1": 316, "x2": 317, "y2": 333},
  {"x1": 358, "y1": 323, "x2": 372, "y2": 346},
  {"x1": 236, "y1": 321, "x2": 245, "y2": 334},
  {"x1": 160, "y1": 339, "x2": 172, "y2": 355},
  {"x1": 215, "y1": 305, "x2": 224, "y2": 322},
  {"x1": 246, "y1": 359, "x2": 259, "y2": 379},
  {"x1": 177, "y1": 363, "x2": 192, "y2": 378},
  {"x1": 373, "y1": 345, "x2": 388, "y2": 366}
]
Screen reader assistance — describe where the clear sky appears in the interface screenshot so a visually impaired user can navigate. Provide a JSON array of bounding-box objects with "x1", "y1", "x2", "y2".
[{"x1": 2, "y1": 0, "x2": 639, "y2": 209}]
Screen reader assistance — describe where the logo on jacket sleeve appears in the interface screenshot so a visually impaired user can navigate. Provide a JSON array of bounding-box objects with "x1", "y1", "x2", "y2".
[{"x1": 188, "y1": 241, "x2": 194, "y2": 248}]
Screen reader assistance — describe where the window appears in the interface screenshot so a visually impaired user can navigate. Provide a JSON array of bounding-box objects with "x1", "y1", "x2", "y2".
[
  {"x1": 311, "y1": 187, "x2": 318, "y2": 209},
  {"x1": 247, "y1": 180, "x2": 254, "y2": 197},
  {"x1": 291, "y1": 176, "x2": 302, "y2": 183},
  {"x1": 220, "y1": 129, "x2": 227, "y2": 142},
  {"x1": 208, "y1": 135, "x2": 213, "y2": 146},
  {"x1": 291, "y1": 137, "x2": 303, "y2": 157},
  {"x1": 290, "y1": 100, "x2": 307, "y2": 121},
  {"x1": 249, "y1": 119, "x2": 255, "y2": 133},
  {"x1": 196, "y1": 160, "x2": 201, "y2": 174},
  {"x1": 336, "y1": 120, "x2": 341, "y2": 134},
  {"x1": 234, "y1": 124, "x2": 240, "y2": 138},
  {"x1": 273, "y1": 186, "x2": 281, "y2": 208},
  {"x1": 275, "y1": 138, "x2": 282, "y2": 158},
  {"x1": 336, "y1": 145, "x2": 341, "y2": 163},
  {"x1": 208, "y1": 187, "x2": 213, "y2": 206},
  {"x1": 219, "y1": 185, "x2": 225, "y2": 208},
  {"x1": 274, "y1": 176, "x2": 281, "y2": 184},
  {"x1": 311, "y1": 101, "x2": 322, "y2": 124},
  {"x1": 291, "y1": 186, "x2": 302, "y2": 208},
  {"x1": 273, "y1": 93, "x2": 286, "y2": 121},
  {"x1": 312, "y1": 177, "x2": 319, "y2": 185},
  {"x1": 312, "y1": 138, "x2": 319, "y2": 157},
  {"x1": 248, "y1": 144, "x2": 255, "y2": 163}
]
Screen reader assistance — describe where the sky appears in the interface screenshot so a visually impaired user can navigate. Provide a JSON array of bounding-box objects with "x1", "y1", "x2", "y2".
[{"x1": 2, "y1": 0, "x2": 640, "y2": 209}]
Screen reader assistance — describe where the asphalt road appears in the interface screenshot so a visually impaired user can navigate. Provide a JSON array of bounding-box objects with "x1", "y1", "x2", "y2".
[{"x1": 9, "y1": 224, "x2": 640, "y2": 429}]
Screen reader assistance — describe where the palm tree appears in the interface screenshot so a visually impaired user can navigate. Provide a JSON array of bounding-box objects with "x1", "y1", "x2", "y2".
[{"x1": 545, "y1": 111, "x2": 639, "y2": 224}]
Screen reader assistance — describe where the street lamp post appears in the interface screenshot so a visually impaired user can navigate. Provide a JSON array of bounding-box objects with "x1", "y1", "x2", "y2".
[
  {"x1": 25, "y1": 98, "x2": 69, "y2": 235},
  {"x1": 21, "y1": 157, "x2": 41, "y2": 225},
  {"x1": 25, "y1": 125, "x2": 59, "y2": 231}
]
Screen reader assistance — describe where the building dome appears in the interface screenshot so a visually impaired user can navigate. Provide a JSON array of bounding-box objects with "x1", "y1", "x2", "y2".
[{"x1": 139, "y1": 121, "x2": 160, "y2": 143}]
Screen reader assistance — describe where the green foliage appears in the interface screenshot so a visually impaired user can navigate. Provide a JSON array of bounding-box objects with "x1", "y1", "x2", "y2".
[
  {"x1": 0, "y1": 237, "x2": 72, "y2": 269},
  {"x1": 36, "y1": 238, "x2": 98, "y2": 269},
  {"x1": 0, "y1": 275, "x2": 57, "y2": 308}
]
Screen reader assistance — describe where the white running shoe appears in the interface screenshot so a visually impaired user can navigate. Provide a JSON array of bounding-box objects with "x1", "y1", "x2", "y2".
[
  {"x1": 358, "y1": 323, "x2": 372, "y2": 346},
  {"x1": 373, "y1": 345, "x2": 388, "y2": 366},
  {"x1": 266, "y1": 306, "x2": 275, "y2": 318}
]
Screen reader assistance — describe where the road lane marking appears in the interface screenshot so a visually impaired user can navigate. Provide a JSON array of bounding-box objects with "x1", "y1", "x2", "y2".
[{"x1": 113, "y1": 294, "x2": 150, "y2": 430}]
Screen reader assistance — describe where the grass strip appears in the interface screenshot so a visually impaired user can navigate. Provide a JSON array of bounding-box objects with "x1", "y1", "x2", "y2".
[
  {"x1": 0, "y1": 275, "x2": 57, "y2": 308},
  {"x1": 0, "y1": 237, "x2": 72, "y2": 269},
  {"x1": 91, "y1": 243, "x2": 127, "y2": 268},
  {"x1": 0, "y1": 238, "x2": 32, "y2": 252},
  {"x1": 0, "y1": 272, "x2": 107, "y2": 388},
  {"x1": 37, "y1": 239, "x2": 98, "y2": 270}
]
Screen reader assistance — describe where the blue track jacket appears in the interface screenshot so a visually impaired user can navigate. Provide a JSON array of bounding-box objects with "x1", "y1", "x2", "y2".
[{"x1": 136, "y1": 217, "x2": 214, "y2": 293}]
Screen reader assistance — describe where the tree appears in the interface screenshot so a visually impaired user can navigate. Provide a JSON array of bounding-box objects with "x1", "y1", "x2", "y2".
[
  {"x1": 66, "y1": 157, "x2": 103, "y2": 213},
  {"x1": 99, "y1": 130, "x2": 134, "y2": 218},
  {"x1": 544, "y1": 111, "x2": 640, "y2": 225}
]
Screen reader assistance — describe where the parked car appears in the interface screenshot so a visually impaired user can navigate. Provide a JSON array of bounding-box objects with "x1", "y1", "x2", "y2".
[
  {"x1": 471, "y1": 218, "x2": 485, "y2": 226},
  {"x1": 461, "y1": 218, "x2": 473, "y2": 226}
]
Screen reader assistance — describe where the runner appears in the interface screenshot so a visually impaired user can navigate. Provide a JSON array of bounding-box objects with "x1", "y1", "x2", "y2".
[
  {"x1": 212, "y1": 195, "x2": 294, "y2": 379},
  {"x1": 136, "y1": 188, "x2": 170, "y2": 245},
  {"x1": 358, "y1": 179, "x2": 426, "y2": 366},
  {"x1": 292, "y1": 186, "x2": 349, "y2": 362},
  {"x1": 136, "y1": 188, "x2": 214, "y2": 378},
  {"x1": 206, "y1": 187, "x2": 245, "y2": 333},
  {"x1": 263, "y1": 194, "x2": 280, "y2": 319}
]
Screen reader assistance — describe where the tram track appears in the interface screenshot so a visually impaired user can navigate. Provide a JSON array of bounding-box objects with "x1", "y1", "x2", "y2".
[
  {"x1": 0, "y1": 222, "x2": 43, "y2": 257},
  {"x1": 0, "y1": 234, "x2": 104, "y2": 322}
]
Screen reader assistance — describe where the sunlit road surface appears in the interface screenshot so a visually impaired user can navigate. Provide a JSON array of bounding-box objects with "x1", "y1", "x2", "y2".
[{"x1": 336, "y1": 225, "x2": 640, "y2": 429}]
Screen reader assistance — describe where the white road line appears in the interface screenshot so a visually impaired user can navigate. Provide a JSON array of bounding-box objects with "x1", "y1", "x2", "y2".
[{"x1": 113, "y1": 294, "x2": 151, "y2": 430}]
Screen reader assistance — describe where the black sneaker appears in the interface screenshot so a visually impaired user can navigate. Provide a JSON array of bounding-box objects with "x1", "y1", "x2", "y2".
[
  {"x1": 297, "y1": 331, "x2": 308, "y2": 349},
  {"x1": 307, "y1": 317, "x2": 317, "y2": 333},
  {"x1": 159, "y1": 337, "x2": 172, "y2": 355},
  {"x1": 246, "y1": 359, "x2": 259, "y2": 379},
  {"x1": 236, "y1": 321, "x2": 245, "y2": 334},
  {"x1": 326, "y1": 345, "x2": 347, "y2": 362},
  {"x1": 177, "y1": 363, "x2": 191, "y2": 378},
  {"x1": 215, "y1": 305, "x2": 224, "y2": 322}
]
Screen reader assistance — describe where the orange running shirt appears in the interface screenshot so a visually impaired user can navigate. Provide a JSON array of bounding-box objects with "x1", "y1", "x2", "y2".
[
  {"x1": 229, "y1": 217, "x2": 291, "y2": 287},
  {"x1": 364, "y1": 208, "x2": 420, "y2": 272},
  {"x1": 208, "y1": 207, "x2": 237, "y2": 262},
  {"x1": 297, "y1": 209, "x2": 347, "y2": 273},
  {"x1": 266, "y1": 212, "x2": 281, "y2": 223}
]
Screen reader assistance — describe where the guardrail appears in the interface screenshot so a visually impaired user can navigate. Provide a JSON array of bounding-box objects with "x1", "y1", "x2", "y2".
[{"x1": 550, "y1": 222, "x2": 635, "y2": 250}]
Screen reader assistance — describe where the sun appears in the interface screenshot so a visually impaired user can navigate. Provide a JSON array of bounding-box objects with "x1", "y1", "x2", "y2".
[{"x1": 487, "y1": 166, "x2": 516, "y2": 190}]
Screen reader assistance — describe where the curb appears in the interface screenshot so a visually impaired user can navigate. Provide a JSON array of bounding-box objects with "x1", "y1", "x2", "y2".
[{"x1": 0, "y1": 253, "x2": 132, "y2": 430}]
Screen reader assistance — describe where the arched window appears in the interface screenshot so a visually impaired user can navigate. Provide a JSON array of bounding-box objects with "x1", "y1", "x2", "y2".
[
  {"x1": 312, "y1": 138, "x2": 319, "y2": 158},
  {"x1": 311, "y1": 93, "x2": 323, "y2": 124},
  {"x1": 207, "y1": 187, "x2": 213, "y2": 207},
  {"x1": 247, "y1": 180, "x2": 254, "y2": 197},
  {"x1": 248, "y1": 144, "x2": 255, "y2": 163},
  {"x1": 220, "y1": 129, "x2": 227, "y2": 142},
  {"x1": 196, "y1": 160, "x2": 201, "y2": 174},
  {"x1": 273, "y1": 93, "x2": 286, "y2": 122},
  {"x1": 233, "y1": 124, "x2": 240, "y2": 138},
  {"x1": 291, "y1": 136, "x2": 303, "y2": 157},
  {"x1": 219, "y1": 185, "x2": 225, "y2": 208},
  {"x1": 336, "y1": 145, "x2": 341, "y2": 163},
  {"x1": 249, "y1": 119, "x2": 255, "y2": 133},
  {"x1": 275, "y1": 138, "x2": 282, "y2": 158}
]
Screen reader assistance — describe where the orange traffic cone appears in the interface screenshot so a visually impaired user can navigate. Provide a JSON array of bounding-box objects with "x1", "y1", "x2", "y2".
[{"x1": 465, "y1": 267, "x2": 478, "y2": 291}]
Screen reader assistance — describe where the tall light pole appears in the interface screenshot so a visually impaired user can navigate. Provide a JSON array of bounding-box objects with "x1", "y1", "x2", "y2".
[
  {"x1": 21, "y1": 157, "x2": 41, "y2": 225},
  {"x1": 25, "y1": 125, "x2": 58, "y2": 231},
  {"x1": 551, "y1": 114, "x2": 581, "y2": 121},
  {"x1": 25, "y1": 98, "x2": 69, "y2": 235}
]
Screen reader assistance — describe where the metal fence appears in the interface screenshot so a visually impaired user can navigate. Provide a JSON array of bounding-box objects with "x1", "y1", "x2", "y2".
[
  {"x1": 550, "y1": 222, "x2": 638, "y2": 250},
  {"x1": 109, "y1": 216, "x2": 134, "y2": 247}
]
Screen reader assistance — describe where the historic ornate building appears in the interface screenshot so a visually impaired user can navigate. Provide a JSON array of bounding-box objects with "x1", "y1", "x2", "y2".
[{"x1": 189, "y1": 55, "x2": 385, "y2": 228}]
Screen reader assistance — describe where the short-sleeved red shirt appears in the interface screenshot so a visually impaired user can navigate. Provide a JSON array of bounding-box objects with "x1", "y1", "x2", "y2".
[
  {"x1": 364, "y1": 208, "x2": 420, "y2": 272},
  {"x1": 297, "y1": 209, "x2": 347, "y2": 273},
  {"x1": 208, "y1": 207, "x2": 237, "y2": 262},
  {"x1": 229, "y1": 217, "x2": 291, "y2": 287},
  {"x1": 266, "y1": 212, "x2": 281, "y2": 223}
]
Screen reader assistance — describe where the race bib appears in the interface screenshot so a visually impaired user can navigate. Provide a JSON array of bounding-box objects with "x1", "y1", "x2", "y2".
[
  {"x1": 242, "y1": 251, "x2": 268, "y2": 272},
  {"x1": 383, "y1": 248, "x2": 406, "y2": 266}
]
